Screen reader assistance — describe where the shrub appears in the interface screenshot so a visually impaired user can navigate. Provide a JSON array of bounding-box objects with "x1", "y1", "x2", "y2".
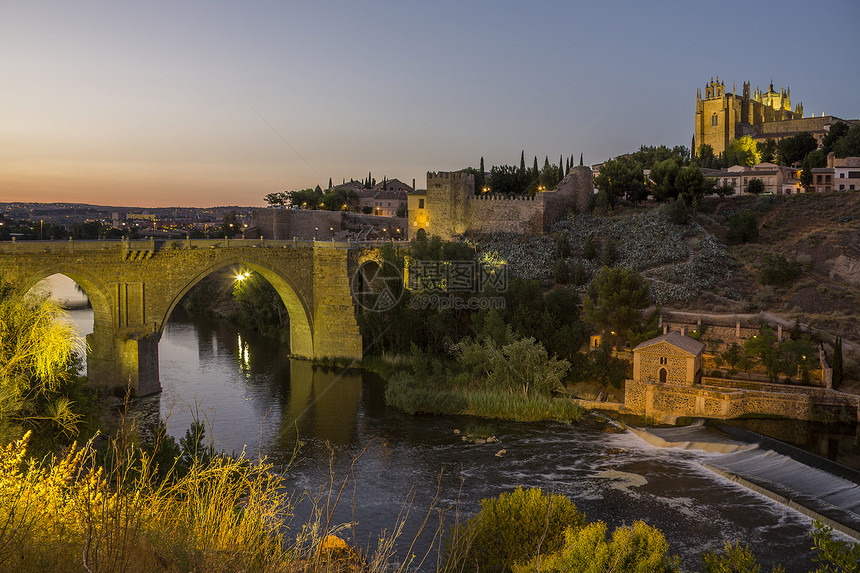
[
  {"x1": 760, "y1": 254, "x2": 803, "y2": 286},
  {"x1": 516, "y1": 520, "x2": 678, "y2": 573},
  {"x1": 583, "y1": 236, "x2": 597, "y2": 260},
  {"x1": 701, "y1": 540, "x2": 784, "y2": 572},
  {"x1": 554, "y1": 257, "x2": 570, "y2": 284},
  {"x1": 662, "y1": 196, "x2": 689, "y2": 225},
  {"x1": 726, "y1": 209, "x2": 758, "y2": 244},
  {"x1": 447, "y1": 487, "x2": 584, "y2": 573}
]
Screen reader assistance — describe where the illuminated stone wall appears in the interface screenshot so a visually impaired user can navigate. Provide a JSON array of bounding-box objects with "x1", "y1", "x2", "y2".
[
  {"x1": 411, "y1": 166, "x2": 593, "y2": 240},
  {"x1": 634, "y1": 342, "x2": 697, "y2": 386},
  {"x1": 624, "y1": 377, "x2": 859, "y2": 422}
]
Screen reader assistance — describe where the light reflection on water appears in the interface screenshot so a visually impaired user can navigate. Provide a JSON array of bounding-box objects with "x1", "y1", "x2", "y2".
[{"x1": 63, "y1": 308, "x2": 821, "y2": 571}]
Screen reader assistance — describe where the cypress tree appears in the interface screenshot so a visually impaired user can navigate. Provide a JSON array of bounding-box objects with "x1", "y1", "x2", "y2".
[
  {"x1": 328, "y1": 177, "x2": 332, "y2": 190},
  {"x1": 559, "y1": 155, "x2": 564, "y2": 180},
  {"x1": 565, "y1": 157, "x2": 570, "y2": 174},
  {"x1": 480, "y1": 156, "x2": 485, "y2": 175},
  {"x1": 532, "y1": 156, "x2": 539, "y2": 176},
  {"x1": 580, "y1": 153, "x2": 584, "y2": 166},
  {"x1": 833, "y1": 336, "x2": 843, "y2": 388},
  {"x1": 520, "y1": 150, "x2": 526, "y2": 173}
]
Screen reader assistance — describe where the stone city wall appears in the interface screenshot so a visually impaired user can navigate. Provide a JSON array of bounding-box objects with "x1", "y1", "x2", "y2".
[{"x1": 416, "y1": 166, "x2": 594, "y2": 240}]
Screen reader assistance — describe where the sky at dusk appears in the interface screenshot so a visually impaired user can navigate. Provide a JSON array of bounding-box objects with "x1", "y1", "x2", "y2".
[{"x1": 2, "y1": 0, "x2": 858, "y2": 208}]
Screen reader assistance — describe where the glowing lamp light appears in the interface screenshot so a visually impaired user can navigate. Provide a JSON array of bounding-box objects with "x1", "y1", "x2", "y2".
[{"x1": 235, "y1": 271, "x2": 251, "y2": 282}]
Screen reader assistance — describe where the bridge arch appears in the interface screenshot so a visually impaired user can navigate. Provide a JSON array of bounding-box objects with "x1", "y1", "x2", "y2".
[
  {"x1": 21, "y1": 264, "x2": 113, "y2": 336},
  {"x1": 161, "y1": 257, "x2": 314, "y2": 357}
]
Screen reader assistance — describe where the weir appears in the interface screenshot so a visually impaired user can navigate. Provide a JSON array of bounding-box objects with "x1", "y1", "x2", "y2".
[{"x1": 631, "y1": 422, "x2": 860, "y2": 540}]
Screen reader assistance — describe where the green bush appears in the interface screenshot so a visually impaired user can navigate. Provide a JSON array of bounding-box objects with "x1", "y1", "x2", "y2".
[
  {"x1": 554, "y1": 257, "x2": 570, "y2": 284},
  {"x1": 516, "y1": 521, "x2": 678, "y2": 573},
  {"x1": 662, "y1": 196, "x2": 689, "y2": 225},
  {"x1": 447, "y1": 487, "x2": 585, "y2": 573},
  {"x1": 701, "y1": 540, "x2": 784, "y2": 572},
  {"x1": 760, "y1": 254, "x2": 803, "y2": 286},
  {"x1": 726, "y1": 209, "x2": 758, "y2": 244}
]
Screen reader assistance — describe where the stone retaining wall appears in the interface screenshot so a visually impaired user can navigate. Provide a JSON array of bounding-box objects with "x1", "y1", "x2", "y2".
[{"x1": 625, "y1": 377, "x2": 860, "y2": 422}]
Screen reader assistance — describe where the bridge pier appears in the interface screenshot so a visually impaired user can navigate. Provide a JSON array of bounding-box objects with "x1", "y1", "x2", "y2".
[{"x1": 86, "y1": 328, "x2": 161, "y2": 397}]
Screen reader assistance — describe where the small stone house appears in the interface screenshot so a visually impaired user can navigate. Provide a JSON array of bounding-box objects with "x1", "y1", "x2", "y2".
[{"x1": 632, "y1": 331, "x2": 705, "y2": 386}]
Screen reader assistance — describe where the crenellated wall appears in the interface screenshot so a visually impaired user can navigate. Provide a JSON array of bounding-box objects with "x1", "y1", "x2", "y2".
[{"x1": 410, "y1": 166, "x2": 593, "y2": 240}]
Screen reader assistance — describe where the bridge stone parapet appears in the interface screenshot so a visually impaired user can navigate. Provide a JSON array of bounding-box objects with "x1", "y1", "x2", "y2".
[{"x1": 0, "y1": 239, "x2": 367, "y2": 396}]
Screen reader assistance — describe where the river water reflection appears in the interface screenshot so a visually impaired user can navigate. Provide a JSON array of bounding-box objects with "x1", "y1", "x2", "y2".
[{"x1": 69, "y1": 309, "x2": 822, "y2": 571}]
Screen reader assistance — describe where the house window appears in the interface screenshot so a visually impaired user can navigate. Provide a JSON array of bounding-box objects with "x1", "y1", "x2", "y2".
[
  {"x1": 816, "y1": 175, "x2": 822, "y2": 184},
  {"x1": 840, "y1": 172, "x2": 846, "y2": 178},
  {"x1": 840, "y1": 184, "x2": 845, "y2": 190},
  {"x1": 851, "y1": 185, "x2": 856, "y2": 190},
  {"x1": 418, "y1": 199, "x2": 425, "y2": 209},
  {"x1": 711, "y1": 113, "x2": 719, "y2": 126},
  {"x1": 659, "y1": 356, "x2": 668, "y2": 365},
  {"x1": 768, "y1": 177, "x2": 773, "y2": 184},
  {"x1": 826, "y1": 175, "x2": 832, "y2": 183}
]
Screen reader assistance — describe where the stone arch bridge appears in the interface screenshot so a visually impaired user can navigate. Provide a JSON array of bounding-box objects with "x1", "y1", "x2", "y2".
[{"x1": 0, "y1": 238, "x2": 382, "y2": 396}]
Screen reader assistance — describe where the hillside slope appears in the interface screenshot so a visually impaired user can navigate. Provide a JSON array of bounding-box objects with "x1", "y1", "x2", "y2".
[{"x1": 475, "y1": 191, "x2": 860, "y2": 386}]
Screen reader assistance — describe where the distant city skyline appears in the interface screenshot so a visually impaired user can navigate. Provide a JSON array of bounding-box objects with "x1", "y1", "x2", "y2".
[{"x1": 2, "y1": 0, "x2": 858, "y2": 207}]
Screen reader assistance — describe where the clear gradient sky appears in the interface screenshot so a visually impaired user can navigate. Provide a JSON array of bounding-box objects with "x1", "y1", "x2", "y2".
[{"x1": 2, "y1": 0, "x2": 858, "y2": 208}]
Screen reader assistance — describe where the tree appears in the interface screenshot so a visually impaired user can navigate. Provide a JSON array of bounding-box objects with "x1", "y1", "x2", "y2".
[
  {"x1": 822, "y1": 121, "x2": 851, "y2": 154},
  {"x1": 726, "y1": 136, "x2": 761, "y2": 167},
  {"x1": 594, "y1": 156, "x2": 646, "y2": 205},
  {"x1": 744, "y1": 326, "x2": 780, "y2": 381},
  {"x1": 746, "y1": 178, "x2": 765, "y2": 195},
  {"x1": 0, "y1": 282, "x2": 81, "y2": 442},
  {"x1": 777, "y1": 132, "x2": 817, "y2": 166},
  {"x1": 833, "y1": 125, "x2": 860, "y2": 158},
  {"x1": 726, "y1": 209, "x2": 758, "y2": 244},
  {"x1": 263, "y1": 192, "x2": 287, "y2": 206},
  {"x1": 696, "y1": 144, "x2": 717, "y2": 169},
  {"x1": 832, "y1": 336, "x2": 843, "y2": 388},
  {"x1": 587, "y1": 343, "x2": 629, "y2": 400},
  {"x1": 757, "y1": 138, "x2": 777, "y2": 163},
  {"x1": 539, "y1": 159, "x2": 562, "y2": 190},
  {"x1": 583, "y1": 267, "x2": 651, "y2": 348},
  {"x1": 801, "y1": 150, "x2": 827, "y2": 190},
  {"x1": 675, "y1": 164, "x2": 715, "y2": 206},
  {"x1": 582, "y1": 236, "x2": 597, "y2": 260},
  {"x1": 649, "y1": 158, "x2": 681, "y2": 202},
  {"x1": 221, "y1": 210, "x2": 240, "y2": 237},
  {"x1": 630, "y1": 144, "x2": 689, "y2": 169},
  {"x1": 778, "y1": 336, "x2": 816, "y2": 382}
]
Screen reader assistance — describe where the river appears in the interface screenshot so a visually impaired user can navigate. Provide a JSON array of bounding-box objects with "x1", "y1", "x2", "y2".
[{"x1": 59, "y1": 301, "x2": 829, "y2": 572}]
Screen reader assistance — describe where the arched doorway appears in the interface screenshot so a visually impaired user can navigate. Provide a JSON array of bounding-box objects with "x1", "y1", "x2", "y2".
[{"x1": 659, "y1": 368, "x2": 667, "y2": 383}]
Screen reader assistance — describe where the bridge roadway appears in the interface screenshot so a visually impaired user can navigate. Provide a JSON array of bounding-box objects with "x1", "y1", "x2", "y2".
[{"x1": 0, "y1": 237, "x2": 383, "y2": 396}]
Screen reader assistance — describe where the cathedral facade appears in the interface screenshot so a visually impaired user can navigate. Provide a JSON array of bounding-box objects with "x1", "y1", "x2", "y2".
[{"x1": 694, "y1": 77, "x2": 805, "y2": 157}]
